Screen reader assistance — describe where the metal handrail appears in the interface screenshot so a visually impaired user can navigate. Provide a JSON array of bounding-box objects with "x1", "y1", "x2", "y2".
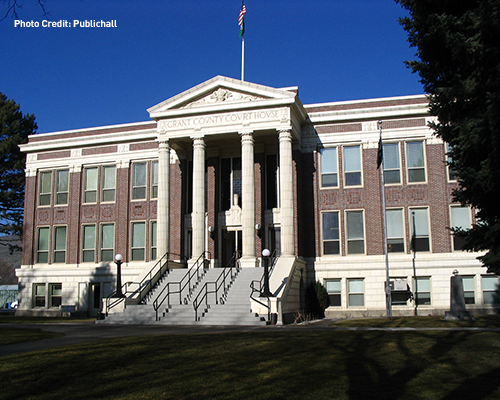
[
  {"x1": 193, "y1": 265, "x2": 239, "y2": 321},
  {"x1": 104, "y1": 251, "x2": 184, "y2": 315},
  {"x1": 249, "y1": 249, "x2": 279, "y2": 310},
  {"x1": 153, "y1": 251, "x2": 210, "y2": 321}
]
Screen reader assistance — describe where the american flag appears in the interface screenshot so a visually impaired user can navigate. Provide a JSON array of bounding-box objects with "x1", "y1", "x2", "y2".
[{"x1": 239, "y1": 1, "x2": 246, "y2": 37}]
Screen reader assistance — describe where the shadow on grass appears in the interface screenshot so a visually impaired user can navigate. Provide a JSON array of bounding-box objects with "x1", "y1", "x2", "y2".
[{"x1": 1, "y1": 331, "x2": 500, "y2": 400}]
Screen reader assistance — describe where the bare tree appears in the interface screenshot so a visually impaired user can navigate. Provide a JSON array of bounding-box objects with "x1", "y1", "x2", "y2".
[{"x1": 1, "y1": 0, "x2": 50, "y2": 21}]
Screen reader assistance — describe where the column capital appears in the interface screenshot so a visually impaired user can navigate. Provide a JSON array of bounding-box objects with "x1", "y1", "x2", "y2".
[
  {"x1": 191, "y1": 135, "x2": 206, "y2": 149},
  {"x1": 278, "y1": 129, "x2": 293, "y2": 142},
  {"x1": 157, "y1": 138, "x2": 170, "y2": 151},
  {"x1": 239, "y1": 130, "x2": 254, "y2": 145}
]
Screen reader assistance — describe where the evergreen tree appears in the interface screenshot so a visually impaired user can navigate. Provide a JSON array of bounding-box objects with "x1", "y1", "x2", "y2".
[
  {"x1": 0, "y1": 92, "x2": 37, "y2": 252},
  {"x1": 397, "y1": 0, "x2": 500, "y2": 273}
]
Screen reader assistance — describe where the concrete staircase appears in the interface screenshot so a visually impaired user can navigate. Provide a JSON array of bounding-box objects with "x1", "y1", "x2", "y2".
[{"x1": 100, "y1": 266, "x2": 267, "y2": 326}]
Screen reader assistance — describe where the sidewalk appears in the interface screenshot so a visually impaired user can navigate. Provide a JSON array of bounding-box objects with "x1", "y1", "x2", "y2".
[{"x1": 2, "y1": 319, "x2": 499, "y2": 358}]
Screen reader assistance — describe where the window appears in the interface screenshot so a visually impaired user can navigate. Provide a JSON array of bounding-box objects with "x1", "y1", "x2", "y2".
[
  {"x1": 462, "y1": 276, "x2": 475, "y2": 305},
  {"x1": 320, "y1": 148, "x2": 338, "y2": 187},
  {"x1": 451, "y1": 206, "x2": 471, "y2": 251},
  {"x1": 415, "y1": 277, "x2": 431, "y2": 305},
  {"x1": 50, "y1": 283, "x2": 62, "y2": 308},
  {"x1": 34, "y1": 284, "x2": 46, "y2": 307},
  {"x1": 102, "y1": 166, "x2": 116, "y2": 202},
  {"x1": 410, "y1": 208, "x2": 430, "y2": 252},
  {"x1": 53, "y1": 226, "x2": 67, "y2": 263},
  {"x1": 151, "y1": 161, "x2": 158, "y2": 199},
  {"x1": 386, "y1": 209, "x2": 405, "y2": 252},
  {"x1": 348, "y1": 279, "x2": 364, "y2": 306},
  {"x1": 446, "y1": 143, "x2": 457, "y2": 181},
  {"x1": 100, "y1": 224, "x2": 115, "y2": 262},
  {"x1": 84, "y1": 167, "x2": 98, "y2": 203},
  {"x1": 82, "y1": 225, "x2": 96, "y2": 262},
  {"x1": 151, "y1": 221, "x2": 157, "y2": 260},
  {"x1": 266, "y1": 154, "x2": 279, "y2": 208},
  {"x1": 220, "y1": 157, "x2": 242, "y2": 210},
  {"x1": 383, "y1": 143, "x2": 401, "y2": 184},
  {"x1": 344, "y1": 145, "x2": 362, "y2": 186},
  {"x1": 406, "y1": 141, "x2": 426, "y2": 183},
  {"x1": 482, "y1": 275, "x2": 499, "y2": 305},
  {"x1": 346, "y1": 210, "x2": 364, "y2": 254},
  {"x1": 39, "y1": 171, "x2": 52, "y2": 206},
  {"x1": 326, "y1": 280, "x2": 341, "y2": 306},
  {"x1": 132, "y1": 162, "x2": 147, "y2": 199},
  {"x1": 322, "y1": 212, "x2": 340, "y2": 255},
  {"x1": 37, "y1": 227, "x2": 50, "y2": 263},
  {"x1": 131, "y1": 222, "x2": 146, "y2": 261},
  {"x1": 55, "y1": 169, "x2": 69, "y2": 205}
]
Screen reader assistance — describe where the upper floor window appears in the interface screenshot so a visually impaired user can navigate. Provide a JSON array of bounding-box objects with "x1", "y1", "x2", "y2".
[
  {"x1": 131, "y1": 221, "x2": 146, "y2": 261},
  {"x1": 445, "y1": 143, "x2": 458, "y2": 181},
  {"x1": 151, "y1": 161, "x2": 158, "y2": 199},
  {"x1": 320, "y1": 147, "x2": 338, "y2": 188},
  {"x1": 386, "y1": 208, "x2": 405, "y2": 253},
  {"x1": 83, "y1": 167, "x2": 98, "y2": 203},
  {"x1": 220, "y1": 157, "x2": 242, "y2": 211},
  {"x1": 39, "y1": 171, "x2": 52, "y2": 206},
  {"x1": 322, "y1": 211, "x2": 340, "y2": 255},
  {"x1": 82, "y1": 225, "x2": 96, "y2": 263},
  {"x1": 55, "y1": 170, "x2": 69, "y2": 205},
  {"x1": 100, "y1": 223, "x2": 115, "y2": 262},
  {"x1": 344, "y1": 145, "x2": 362, "y2": 186},
  {"x1": 346, "y1": 210, "x2": 365, "y2": 254},
  {"x1": 406, "y1": 141, "x2": 426, "y2": 183},
  {"x1": 132, "y1": 162, "x2": 147, "y2": 200},
  {"x1": 450, "y1": 206, "x2": 471, "y2": 251},
  {"x1": 37, "y1": 227, "x2": 50, "y2": 263},
  {"x1": 382, "y1": 143, "x2": 401, "y2": 184},
  {"x1": 410, "y1": 208, "x2": 430, "y2": 252},
  {"x1": 102, "y1": 166, "x2": 116, "y2": 202},
  {"x1": 53, "y1": 226, "x2": 67, "y2": 263}
]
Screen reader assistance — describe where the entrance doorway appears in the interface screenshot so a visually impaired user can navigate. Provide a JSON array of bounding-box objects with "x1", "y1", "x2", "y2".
[
  {"x1": 89, "y1": 282, "x2": 101, "y2": 317},
  {"x1": 221, "y1": 229, "x2": 242, "y2": 267}
]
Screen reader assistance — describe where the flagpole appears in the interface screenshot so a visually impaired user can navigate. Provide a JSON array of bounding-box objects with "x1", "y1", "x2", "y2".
[
  {"x1": 241, "y1": 36, "x2": 245, "y2": 81},
  {"x1": 378, "y1": 120, "x2": 392, "y2": 319}
]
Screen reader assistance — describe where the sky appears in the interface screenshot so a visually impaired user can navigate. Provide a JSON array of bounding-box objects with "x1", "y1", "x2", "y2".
[{"x1": 0, "y1": 0, "x2": 423, "y2": 134}]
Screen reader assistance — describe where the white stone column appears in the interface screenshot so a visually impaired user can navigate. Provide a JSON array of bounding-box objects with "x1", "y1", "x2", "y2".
[
  {"x1": 240, "y1": 131, "x2": 256, "y2": 264},
  {"x1": 191, "y1": 136, "x2": 206, "y2": 259},
  {"x1": 157, "y1": 137, "x2": 170, "y2": 257},
  {"x1": 279, "y1": 129, "x2": 295, "y2": 256}
]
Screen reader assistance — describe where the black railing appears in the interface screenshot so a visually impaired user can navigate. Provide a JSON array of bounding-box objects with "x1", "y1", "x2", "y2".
[
  {"x1": 153, "y1": 251, "x2": 210, "y2": 321},
  {"x1": 104, "y1": 251, "x2": 184, "y2": 315},
  {"x1": 249, "y1": 249, "x2": 279, "y2": 310},
  {"x1": 193, "y1": 265, "x2": 240, "y2": 321}
]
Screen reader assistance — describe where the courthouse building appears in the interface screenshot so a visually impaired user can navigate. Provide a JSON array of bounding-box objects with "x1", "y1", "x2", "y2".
[{"x1": 16, "y1": 76, "x2": 499, "y2": 321}]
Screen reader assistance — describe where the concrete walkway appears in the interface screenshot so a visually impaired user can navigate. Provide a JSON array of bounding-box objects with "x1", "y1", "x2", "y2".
[{"x1": 2, "y1": 319, "x2": 499, "y2": 358}]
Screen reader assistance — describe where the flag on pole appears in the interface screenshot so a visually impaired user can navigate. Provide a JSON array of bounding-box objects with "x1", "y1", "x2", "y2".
[
  {"x1": 377, "y1": 120, "x2": 383, "y2": 169},
  {"x1": 239, "y1": 1, "x2": 246, "y2": 38}
]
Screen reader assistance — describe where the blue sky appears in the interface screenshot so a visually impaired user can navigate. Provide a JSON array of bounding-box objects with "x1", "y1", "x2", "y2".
[{"x1": 1, "y1": 0, "x2": 423, "y2": 134}]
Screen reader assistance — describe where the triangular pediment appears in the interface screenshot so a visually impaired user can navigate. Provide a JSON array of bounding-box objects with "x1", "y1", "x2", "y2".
[{"x1": 148, "y1": 76, "x2": 298, "y2": 119}]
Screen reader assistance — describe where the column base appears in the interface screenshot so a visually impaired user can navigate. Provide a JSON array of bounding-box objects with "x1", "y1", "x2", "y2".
[{"x1": 239, "y1": 257, "x2": 259, "y2": 268}]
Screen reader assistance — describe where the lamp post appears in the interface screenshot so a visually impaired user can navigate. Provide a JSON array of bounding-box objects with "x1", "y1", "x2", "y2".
[
  {"x1": 114, "y1": 254, "x2": 125, "y2": 298},
  {"x1": 261, "y1": 249, "x2": 272, "y2": 297}
]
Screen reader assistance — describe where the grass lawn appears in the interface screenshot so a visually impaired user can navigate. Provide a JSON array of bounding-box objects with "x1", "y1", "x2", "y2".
[{"x1": 1, "y1": 328, "x2": 500, "y2": 399}]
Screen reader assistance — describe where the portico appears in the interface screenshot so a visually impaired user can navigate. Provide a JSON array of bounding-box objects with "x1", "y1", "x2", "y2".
[{"x1": 149, "y1": 76, "x2": 306, "y2": 267}]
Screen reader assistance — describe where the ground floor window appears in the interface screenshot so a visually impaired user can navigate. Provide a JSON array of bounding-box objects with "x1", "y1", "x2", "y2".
[
  {"x1": 482, "y1": 275, "x2": 499, "y2": 305},
  {"x1": 348, "y1": 279, "x2": 364, "y2": 307},
  {"x1": 415, "y1": 277, "x2": 431, "y2": 305},
  {"x1": 462, "y1": 276, "x2": 475, "y2": 305},
  {"x1": 34, "y1": 283, "x2": 46, "y2": 307},
  {"x1": 151, "y1": 221, "x2": 157, "y2": 260},
  {"x1": 322, "y1": 212, "x2": 340, "y2": 255},
  {"x1": 50, "y1": 283, "x2": 62, "y2": 307},
  {"x1": 326, "y1": 280, "x2": 341, "y2": 306}
]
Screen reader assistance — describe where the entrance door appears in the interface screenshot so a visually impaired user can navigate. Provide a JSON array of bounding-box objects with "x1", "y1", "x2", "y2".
[
  {"x1": 221, "y1": 229, "x2": 242, "y2": 267},
  {"x1": 268, "y1": 227, "x2": 281, "y2": 256},
  {"x1": 89, "y1": 283, "x2": 101, "y2": 317}
]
